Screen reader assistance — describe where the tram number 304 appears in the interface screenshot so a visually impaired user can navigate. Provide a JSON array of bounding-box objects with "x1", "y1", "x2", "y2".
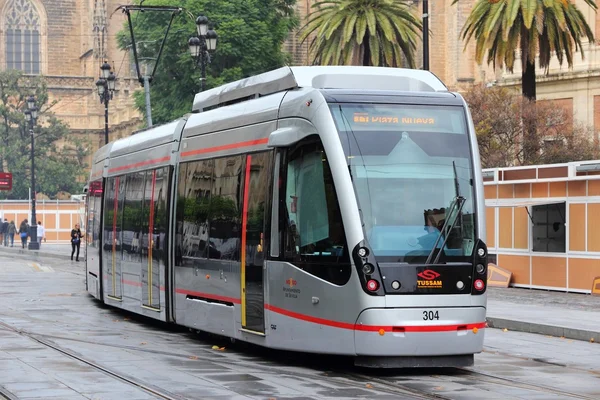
[{"x1": 423, "y1": 310, "x2": 440, "y2": 321}]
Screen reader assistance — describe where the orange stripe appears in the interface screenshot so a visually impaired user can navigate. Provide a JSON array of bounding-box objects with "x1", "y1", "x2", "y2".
[
  {"x1": 108, "y1": 156, "x2": 170, "y2": 173},
  {"x1": 181, "y1": 138, "x2": 268, "y2": 158}
]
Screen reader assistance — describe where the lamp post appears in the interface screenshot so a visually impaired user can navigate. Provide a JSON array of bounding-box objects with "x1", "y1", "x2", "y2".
[
  {"x1": 24, "y1": 96, "x2": 39, "y2": 250},
  {"x1": 95, "y1": 61, "x2": 116, "y2": 145},
  {"x1": 188, "y1": 15, "x2": 218, "y2": 91}
]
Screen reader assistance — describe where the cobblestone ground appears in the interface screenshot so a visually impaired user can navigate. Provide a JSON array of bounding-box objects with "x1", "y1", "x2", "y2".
[{"x1": 0, "y1": 254, "x2": 598, "y2": 400}]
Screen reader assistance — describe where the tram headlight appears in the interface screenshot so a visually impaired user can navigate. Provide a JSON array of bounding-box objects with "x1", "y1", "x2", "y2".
[
  {"x1": 456, "y1": 281, "x2": 465, "y2": 290},
  {"x1": 476, "y1": 263, "x2": 486, "y2": 274},
  {"x1": 362, "y1": 263, "x2": 375, "y2": 275},
  {"x1": 357, "y1": 247, "x2": 369, "y2": 258},
  {"x1": 477, "y1": 248, "x2": 486, "y2": 258},
  {"x1": 391, "y1": 280, "x2": 401, "y2": 290},
  {"x1": 366, "y1": 279, "x2": 379, "y2": 292}
]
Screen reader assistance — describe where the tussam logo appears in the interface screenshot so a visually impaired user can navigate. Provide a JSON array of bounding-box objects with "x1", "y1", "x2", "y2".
[
  {"x1": 417, "y1": 270, "x2": 442, "y2": 289},
  {"x1": 417, "y1": 270, "x2": 440, "y2": 280},
  {"x1": 286, "y1": 278, "x2": 297, "y2": 287}
]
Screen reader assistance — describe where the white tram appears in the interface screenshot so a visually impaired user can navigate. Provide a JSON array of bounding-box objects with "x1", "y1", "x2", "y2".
[{"x1": 85, "y1": 66, "x2": 488, "y2": 368}]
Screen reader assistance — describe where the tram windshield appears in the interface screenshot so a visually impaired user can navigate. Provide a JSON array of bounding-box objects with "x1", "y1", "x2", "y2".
[{"x1": 330, "y1": 103, "x2": 476, "y2": 263}]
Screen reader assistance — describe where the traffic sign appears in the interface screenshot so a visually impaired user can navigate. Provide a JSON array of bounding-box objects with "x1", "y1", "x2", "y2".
[{"x1": 0, "y1": 172, "x2": 12, "y2": 191}]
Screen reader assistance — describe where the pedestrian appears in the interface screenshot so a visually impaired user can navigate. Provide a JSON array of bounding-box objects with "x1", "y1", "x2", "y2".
[
  {"x1": 36, "y1": 221, "x2": 45, "y2": 248},
  {"x1": 0, "y1": 218, "x2": 7, "y2": 246},
  {"x1": 71, "y1": 223, "x2": 82, "y2": 261},
  {"x1": 7, "y1": 220, "x2": 15, "y2": 247},
  {"x1": 19, "y1": 219, "x2": 29, "y2": 249}
]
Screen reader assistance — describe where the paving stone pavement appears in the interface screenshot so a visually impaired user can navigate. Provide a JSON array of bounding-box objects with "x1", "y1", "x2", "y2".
[
  {"x1": 2, "y1": 243, "x2": 599, "y2": 344},
  {"x1": 1, "y1": 254, "x2": 599, "y2": 399},
  {"x1": 486, "y1": 286, "x2": 600, "y2": 343}
]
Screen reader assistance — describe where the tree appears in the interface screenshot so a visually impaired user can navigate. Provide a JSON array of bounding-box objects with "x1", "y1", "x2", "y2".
[
  {"x1": 0, "y1": 70, "x2": 90, "y2": 200},
  {"x1": 117, "y1": 0, "x2": 297, "y2": 126},
  {"x1": 455, "y1": 0, "x2": 596, "y2": 100},
  {"x1": 299, "y1": 0, "x2": 421, "y2": 67},
  {"x1": 464, "y1": 84, "x2": 599, "y2": 168}
]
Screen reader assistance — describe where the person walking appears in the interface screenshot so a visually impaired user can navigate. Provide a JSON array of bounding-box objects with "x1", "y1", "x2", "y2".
[
  {"x1": 36, "y1": 221, "x2": 45, "y2": 248},
  {"x1": 7, "y1": 220, "x2": 16, "y2": 247},
  {"x1": 0, "y1": 218, "x2": 7, "y2": 246},
  {"x1": 71, "y1": 223, "x2": 82, "y2": 261},
  {"x1": 19, "y1": 219, "x2": 29, "y2": 249}
]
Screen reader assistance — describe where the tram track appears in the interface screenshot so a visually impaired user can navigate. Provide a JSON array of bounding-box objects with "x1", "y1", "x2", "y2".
[
  {"x1": 0, "y1": 315, "x2": 597, "y2": 399},
  {"x1": 0, "y1": 328, "x2": 450, "y2": 400},
  {"x1": 17, "y1": 330, "x2": 595, "y2": 400},
  {"x1": 0, "y1": 321, "x2": 186, "y2": 400},
  {"x1": 447, "y1": 368, "x2": 597, "y2": 400}
]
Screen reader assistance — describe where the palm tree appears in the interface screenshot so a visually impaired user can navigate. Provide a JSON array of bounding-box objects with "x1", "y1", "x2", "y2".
[
  {"x1": 299, "y1": 0, "x2": 422, "y2": 68},
  {"x1": 454, "y1": 0, "x2": 596, "y2": 100}
]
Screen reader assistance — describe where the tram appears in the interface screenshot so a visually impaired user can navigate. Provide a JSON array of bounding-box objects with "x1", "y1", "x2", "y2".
[{"x1": 85, "y1": 66, "x2": 488, "y2": 368}]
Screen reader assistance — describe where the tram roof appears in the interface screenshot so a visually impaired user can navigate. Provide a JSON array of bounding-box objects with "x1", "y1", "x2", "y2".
[{"x1": 192, "y1": 66, "x2": 449, "y2": 113}]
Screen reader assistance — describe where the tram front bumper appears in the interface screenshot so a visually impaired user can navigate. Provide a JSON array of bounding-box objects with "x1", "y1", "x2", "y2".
[{"x1": 354, "y1": 306, "x2": 486, "y2": 357}]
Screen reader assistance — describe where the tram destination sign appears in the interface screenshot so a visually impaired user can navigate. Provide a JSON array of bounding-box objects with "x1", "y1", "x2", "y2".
[{"x1": 0, "y1": 172, "x2": 12, "y2": 191}]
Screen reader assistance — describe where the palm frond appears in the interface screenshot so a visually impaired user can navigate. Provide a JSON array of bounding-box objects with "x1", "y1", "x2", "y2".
[{"x1": 299, "y1": 0, "x2": 421, "y2": 67}]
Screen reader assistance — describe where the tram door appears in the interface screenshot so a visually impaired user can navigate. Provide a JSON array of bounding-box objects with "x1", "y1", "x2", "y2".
[
  {"x1": 141, "y1": 169, "x2": 163, "y2": 310},
  {"x1": 241, "y1": 153, "x2": 270, "y2": 333},
  {"x1": 105, "y1": 177, "x2": 124, "y2": 300}
]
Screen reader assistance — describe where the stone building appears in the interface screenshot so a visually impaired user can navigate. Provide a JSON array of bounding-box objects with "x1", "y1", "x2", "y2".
[
  {"x1": 0, "y1": 0, "x2": 142, "y2": 170},
  {"x1": 285, "y1": 0, "x2": 600, "y2": 135}
]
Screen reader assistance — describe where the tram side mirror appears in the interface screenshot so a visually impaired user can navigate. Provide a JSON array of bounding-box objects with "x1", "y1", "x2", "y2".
[{"x1": 268, "y1": 122, "x2": 317, "y2": 148}]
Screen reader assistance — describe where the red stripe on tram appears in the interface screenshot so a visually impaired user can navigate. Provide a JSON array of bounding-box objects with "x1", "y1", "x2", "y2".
[
  {"x1": 108, "y1": 156, "x2": 170, "y2": 173},
  {"x1": 264, "y1": 304, "x2": 487, "y2": 333},
  {"x1": 181, "y1": 138, "x2": 269, "y2": 158},
  {"x1": 116, "y1": 281, "x2": 486, "y2": 333},
  {"x1": 175, "y1": 288, "x2": 241, "y2": 305}
]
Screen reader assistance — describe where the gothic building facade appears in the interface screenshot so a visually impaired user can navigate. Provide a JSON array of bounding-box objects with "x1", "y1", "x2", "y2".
[{"x1": 0, "y1": 0, "x2": 141, "y2": 169}]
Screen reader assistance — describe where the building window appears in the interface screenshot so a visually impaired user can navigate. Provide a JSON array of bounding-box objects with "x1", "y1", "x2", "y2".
[
  {"x1": 532, "y1": 203, "x2": 566, "y2": 253},
  {"x1": 4, "y1": 0, "x2": 41, "y2": 74}
]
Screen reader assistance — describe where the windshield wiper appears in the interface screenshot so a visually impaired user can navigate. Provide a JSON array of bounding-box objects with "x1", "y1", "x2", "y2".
[{"x1": 425, "y1": 161, "x2": 465, "y2": 265}]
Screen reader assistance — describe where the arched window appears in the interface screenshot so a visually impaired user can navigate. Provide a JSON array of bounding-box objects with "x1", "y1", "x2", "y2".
[{"x1": 4, "y1": 0, "x2": 41, "y2": 74}]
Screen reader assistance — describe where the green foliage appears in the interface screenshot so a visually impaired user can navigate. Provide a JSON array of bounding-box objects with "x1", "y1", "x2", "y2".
[
  {"x1": 0, "y1": 70, "x2": 90, "y2": 200},
  {"x1": 299, "y1": 0, "x2": 421, "y2": 67},
  {"x1": 117, "y1": 0, "x2": 298, "y2": 125},
  {"x1": 454, "y1": 0, "x2": 597, "y2": 98}
]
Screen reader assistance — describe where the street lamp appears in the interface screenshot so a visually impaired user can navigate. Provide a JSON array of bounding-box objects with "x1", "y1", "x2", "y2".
[
  {"x1": 95, "y1": 61, "x2": 116, "y2": 145},
  {"x1": 24, "y1": 96, "x2": 39, "y2": 250},
  {"x1": 188, "y1": 15, "x2": 218, "y2": 91}
]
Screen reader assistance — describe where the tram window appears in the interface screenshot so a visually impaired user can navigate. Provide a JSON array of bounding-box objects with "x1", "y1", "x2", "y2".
[
  {"x1": 103, "y1": 177, "x2": 117, "y2": 252},
  {"x1": 152, "y1": 167, "x2": 169, "y2": 264},
  {"x1": 280, "y1": 139, "x2": 351, "y2": 285},
  {"x1": 141, "y1": 170, "x2": 155, "y2": 266},
  {"x1": 177, "y1": 160, "x2": 214, "y2": 264},
  {"x1": 122, "y1": 171, "x2": 145, "y2": 262},
  {"x1": 209, "y1": 156, "x2": 243, "y2": 261},
  {"x1": 174, "y1": 163, "x2": 187, "y2": 267},
  {"x1": 94, "y1": 186, "x2": 102, "y2": 249},
  {"x1": 532, "y1": 203, "x2": 566, "y2": 253},
  {"x1": 87, "y1": 180, "x2": 102, "y2": 249},
  {"x1": 245, "y1": 152, "x2": 271, "y2": 263}
]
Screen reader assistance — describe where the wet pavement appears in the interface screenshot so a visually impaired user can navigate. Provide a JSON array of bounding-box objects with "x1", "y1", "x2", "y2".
[
  {"x1": 486, "y1": 287, "x2": 600, "y2": 343},
  {"x1": 0, "y1": 253, "x2": 599, "y2": 399},
  {"x1": 2, "y1": 243, "x2": 600, "y2": 343}
]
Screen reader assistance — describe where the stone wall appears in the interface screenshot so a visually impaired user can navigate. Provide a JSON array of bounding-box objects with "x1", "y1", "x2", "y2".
[{"x1": 0, "y1": 0, "x2": 142, "y2": 178}]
